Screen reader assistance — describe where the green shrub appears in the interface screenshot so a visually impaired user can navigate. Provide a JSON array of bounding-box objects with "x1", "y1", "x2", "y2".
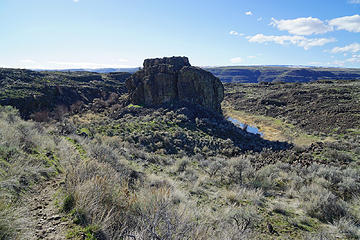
[
  {"x1": 300, "y1": 184, "x2": 347, "y2": 223},
  {"x1": 62, "y1": 194, "x2": 75, "y2": 213}
]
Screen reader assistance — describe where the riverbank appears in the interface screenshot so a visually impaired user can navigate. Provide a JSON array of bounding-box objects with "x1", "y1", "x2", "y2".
[{"x1": 223, "y1": 104, "x2": 329, "y2": 146}]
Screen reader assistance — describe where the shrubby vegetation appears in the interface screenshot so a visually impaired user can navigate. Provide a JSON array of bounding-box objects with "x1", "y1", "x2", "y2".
[
  {"x1": 57, "y1": 133, "x2": 359, "y2": 239},
  {"x1": 70, "y1": 101, "x2": 291, "y2": 158},
  {"x1": 1, "y1": 79, "x2": 359, "y2": 239},
  {"x1": 0, "y1": 106, "x2": 62, "y2": 238}
]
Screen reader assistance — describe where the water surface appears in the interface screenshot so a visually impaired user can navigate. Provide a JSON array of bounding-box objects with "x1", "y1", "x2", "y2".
[{"x1": 228, "y1": 117, "x2": 264, "y2": 137}]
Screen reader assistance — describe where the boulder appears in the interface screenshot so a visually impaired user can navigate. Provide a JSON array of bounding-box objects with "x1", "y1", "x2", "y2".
[{"x1": 126, "y1": 57, "x2": 224, "y2": 113}]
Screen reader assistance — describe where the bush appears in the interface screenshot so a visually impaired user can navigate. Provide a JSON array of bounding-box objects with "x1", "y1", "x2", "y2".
[
  {"x1": 62, "y1": 194, "x2": 75, "y2": 213},
  {"x1": 200, "y1": 157, "x2": 227, "y2": 179},
  {"x1": 175, "y1": 157, "x2": 190, "y2": 173},
  {"x1": 134, "y1": 187, "x2": 195, "y2": 240},
  {"x1": 300, "y1": 184, "x2": 347, "y2": 223},
  {"x1": 227, "y1": 156, "x2": 254, "y2": 186},
  {"x1": 250, "y1": 164, "x2": 288, "y2": 193},
  {"x1": 336, "y1": 218, "x2": 360, "y2": 239},
  {"x1": 221, "y1": 205, "x2": 261, "y2": 239},
  {"x1": 227, "y1": 187, "x2": 264, "y2": 206}
]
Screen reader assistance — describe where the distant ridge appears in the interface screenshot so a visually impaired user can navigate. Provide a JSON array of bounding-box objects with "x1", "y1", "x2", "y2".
[
  {"x1": 205, "y1": 66, "x2": 360, "y2": 83},
  {"x1": 33, "y1": 67, "x2": 140, "y2": 73}
]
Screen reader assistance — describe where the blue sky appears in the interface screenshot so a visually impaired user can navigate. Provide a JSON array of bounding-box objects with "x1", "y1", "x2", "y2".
[{"x1": 1, "y1": 0, "x2": 360, "y2": 69}]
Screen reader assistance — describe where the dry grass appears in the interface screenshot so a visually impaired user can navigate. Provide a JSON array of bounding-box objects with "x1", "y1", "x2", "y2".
[
  {"x1": 0, "y1": 106, "x2": 63, "y2": 238},
  {"x1": 1, "y1": 104, "x2": 359, "y2": 239}
]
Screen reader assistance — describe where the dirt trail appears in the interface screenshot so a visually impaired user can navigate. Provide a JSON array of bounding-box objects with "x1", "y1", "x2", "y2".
[{"x1": 24, "y1": 175, "x2": 70, "y2": 240}]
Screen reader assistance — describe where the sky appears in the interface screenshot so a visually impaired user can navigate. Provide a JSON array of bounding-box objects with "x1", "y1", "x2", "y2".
[{"x1": 1, "y1": 0, "x2": 360, "y2": 69}]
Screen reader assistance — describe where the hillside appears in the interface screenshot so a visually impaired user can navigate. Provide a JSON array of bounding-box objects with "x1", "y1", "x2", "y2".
[
  {"x1": 0, "y1": 68, "x2": 130, "y2": 118},
  {"x1": 206, "y1": 66, "x2": 360, "y2": 83},
  {"x1": 224, "y1": 80, "x2": 360, "y2": 136}
]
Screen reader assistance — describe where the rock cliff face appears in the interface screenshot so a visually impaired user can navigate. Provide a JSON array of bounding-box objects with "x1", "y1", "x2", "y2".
[{"x1": 126, "y1": 57, "x2": 224, "y2": 113}]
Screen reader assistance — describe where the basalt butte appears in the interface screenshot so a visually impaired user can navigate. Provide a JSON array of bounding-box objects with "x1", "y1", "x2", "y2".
[{"x1": 125, "y1": 56, "x2": 224, "y2": 113}]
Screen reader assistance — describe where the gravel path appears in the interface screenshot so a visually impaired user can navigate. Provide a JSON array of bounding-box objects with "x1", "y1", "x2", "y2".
[{"x1": 24, "y1": 175, "x2": 70, "y2": 240}]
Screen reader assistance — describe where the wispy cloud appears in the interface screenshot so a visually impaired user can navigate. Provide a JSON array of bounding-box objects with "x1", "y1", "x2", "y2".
[
  {"x1": 331, "y1": 43, "x2": 360, "y2": 53},
  {"x1": 73, "y1": 0, "x2": 79, "y2": 2},
  {"x1": 245, "y1": 11, "x2": 253, "y2": 16},
  {"x1": 348, "y1": 0, "x2": 360, "y2": 4},
  {"x1": 270, "y1": 17, "x2": 332, "y2": 35},
  {"x1": 247, "y1": 34, "x2": 335, "y2": 50},
  {"x1": 229, "y1": 30, "x2": 244, "y2": 36},
  {"x1": 257, "y1": 17, "x2": 263, "y2": 22},
  {"x1": 347, "y1": 54, "x2": 360, "y2": 62},
  {"x1": 329, "y1": 14, "x2": 360, "y2": 33},
  {"x1": 230, "y1": 57, "x2": 243, "y2": 64},
  {"x1": 329, "y1": 54, "x2": 360, "y2": 66}
]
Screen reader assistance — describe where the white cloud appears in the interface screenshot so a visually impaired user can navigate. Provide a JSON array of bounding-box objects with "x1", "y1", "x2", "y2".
[
  {"x1": 329, "y1": 14, "x2": 360, "y2": 32},
  {"x1": 247, "y1": 55, "x2": 256, "y2": 59},
  {"x1": 257, "y1": 17, "x2": 263, "y2": 22},
  {"x1": 245, "y1": 11, "x2": 253, "y2": 16},
  {"x1": 331, "y1": 43, "x2": 360, "y2": 53},
  {"x1": 247, "y1": 34, "x2": 335, "y2": 50},
  {"x1": 349, "y1": 0, "x2": 360, "y2": 4},
  {"x1": 270, "y1": 17, "x2": 332, "y2": 35},
  {"x1": 330, "y1": 55, "x2": 360, "y2": 66},
  {"x1": 73, "y1": 0, "x2": 79, "y2": 2},
  {"x1": 297, "y1": 38, "x2": 336, "y2": 50},
  {"x1": 269, "y1": 14, "x2": 360, "y2": 34},
  {"x1": 229, "y1": 30, "x2": 244, "y2": 36},
  {"x1": 347, "y1": 54, "x2": 360, "y2": 63},
  {"x1": 247, "y1": 34, "x2": 302, "y2": 44},
  {"x1": 230, "y1": 57, "x2": 243, "y2": 64}
]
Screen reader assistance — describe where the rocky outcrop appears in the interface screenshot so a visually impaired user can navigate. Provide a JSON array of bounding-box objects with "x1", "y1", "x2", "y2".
[{"x1": 126, "y1": 57, "x2": 224, "y2": 113}]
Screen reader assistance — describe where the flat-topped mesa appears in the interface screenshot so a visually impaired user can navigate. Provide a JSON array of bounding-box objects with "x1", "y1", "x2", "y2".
[
  {"x1": 126, "y1": 56, "x2": 224, "y2": 113},
  {"x1": 143, "y1": 56, "x2": 190, "y2": 71}
]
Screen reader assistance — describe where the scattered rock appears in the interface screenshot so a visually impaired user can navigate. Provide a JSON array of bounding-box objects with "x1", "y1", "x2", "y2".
[{"x1": 49, "y1": 215, "x2": 61, "y2": 221}]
